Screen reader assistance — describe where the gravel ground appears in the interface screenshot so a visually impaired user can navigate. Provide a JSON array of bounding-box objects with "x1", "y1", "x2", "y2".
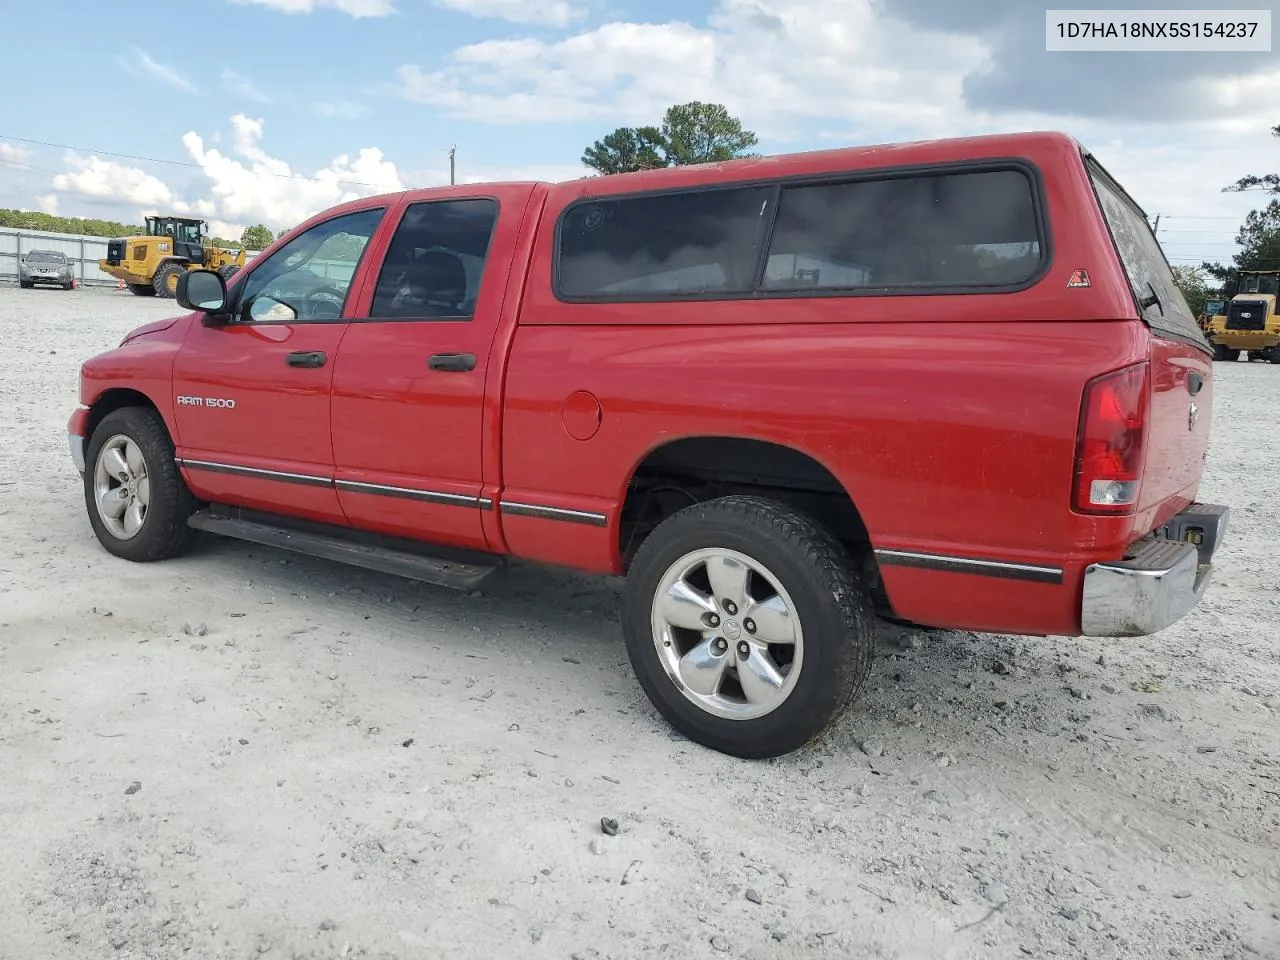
[{"x1": 1, "y1": 283, "x2": 1277, "y2": 960}]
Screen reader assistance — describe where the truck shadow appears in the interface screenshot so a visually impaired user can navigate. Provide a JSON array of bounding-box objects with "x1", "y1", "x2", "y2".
[{"x1": 186, "y1": 532, "x2": 1077, "y2": 760}]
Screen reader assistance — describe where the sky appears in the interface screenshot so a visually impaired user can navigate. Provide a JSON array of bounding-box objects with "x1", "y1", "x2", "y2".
[{"x1": 0, "y1": 0, "x2": 1277, "y2": 270}]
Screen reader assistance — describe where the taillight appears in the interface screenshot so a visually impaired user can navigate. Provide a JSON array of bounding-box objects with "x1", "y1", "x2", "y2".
[{"x1": 1073, "y1": 361, "x2": 1150, "y2": 515}]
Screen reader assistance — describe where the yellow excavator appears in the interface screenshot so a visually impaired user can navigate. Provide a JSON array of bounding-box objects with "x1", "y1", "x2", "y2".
[
  {"x1": 1204, "y1": 270, "x2": 1280, "y2": 363},
  {"x1": 99, "y1": 216, "x2": 246, "y2": 298}
]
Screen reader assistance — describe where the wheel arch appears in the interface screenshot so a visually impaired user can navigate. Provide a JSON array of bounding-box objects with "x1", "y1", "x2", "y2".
[
  {"x1": 616, "y1": 434, "x2": 887, "y2": 610},
  {"x1": 85, "y1": 387, "x2": 168, "y2": 446}
]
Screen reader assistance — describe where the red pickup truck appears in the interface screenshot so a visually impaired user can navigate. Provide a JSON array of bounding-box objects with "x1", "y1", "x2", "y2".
[{"x1": 69, "y1": 131, "x2": 1229, "y2": 758}]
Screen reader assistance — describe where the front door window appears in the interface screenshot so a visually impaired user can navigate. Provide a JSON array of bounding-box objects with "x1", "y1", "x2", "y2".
[{"x1": 234, "y1": 208, "x2": 385, "y2": 324}]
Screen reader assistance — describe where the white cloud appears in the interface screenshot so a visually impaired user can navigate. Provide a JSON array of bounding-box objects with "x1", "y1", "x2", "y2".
[
  {"x1": 391, "y1": 1, "x2": 988, "y2": 134},
  {"x1": 434, "y1": 0, "x2": 584, "y2": 27},
  {"x1": 222, "y1": 68, "x2": 274, "y2": 105},
  {"x1": 37, "y1": 193, "x2": 58, "y2": 215},
  {"x1": 177, "y1": 113, "x2": 406, "y2": 230},
  {"x1": 226, "y1": 0, "x2": 395, "y2": 16},
  {"x1": 0, "y1": 142, "x2": 34, "y2": 166},
  {"x1": 52, "y1": 154, "x2": 176, "y2": 208},
  {"x1": 37, "y1": 112, "x2": 591, "y2": 239},
  {"x1": 123, "y1": 48, "x2": 199, "y2": 94}
]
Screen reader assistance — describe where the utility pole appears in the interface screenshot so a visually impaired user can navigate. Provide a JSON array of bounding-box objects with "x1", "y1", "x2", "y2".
[
  {"x1": 449, "y1": 146, "x2": 456, "y2": 186},
  {"x1": 1152, "y1": 214, "x2": 1161, "y2": 234}
]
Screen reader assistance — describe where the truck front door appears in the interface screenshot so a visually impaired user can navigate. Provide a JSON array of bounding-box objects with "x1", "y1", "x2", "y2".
[{"x1": 171, "y1": 206, "x2": 390, "y2": 526}]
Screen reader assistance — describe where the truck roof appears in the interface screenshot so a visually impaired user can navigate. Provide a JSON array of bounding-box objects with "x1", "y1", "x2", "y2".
[{"x1": 358, "y1": 130, "x2": 1086, "y2": 205}]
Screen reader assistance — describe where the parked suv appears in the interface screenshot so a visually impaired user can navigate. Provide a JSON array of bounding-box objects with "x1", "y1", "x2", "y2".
[
  {"x1": 68, "y1": 131, "x2": 1229, "y2": 758},
  {"x1": 20, "y1": 249, "x2": 74, "y2": 289}
]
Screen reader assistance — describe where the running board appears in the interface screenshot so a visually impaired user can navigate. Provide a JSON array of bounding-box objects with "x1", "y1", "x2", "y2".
[{"x1": 187, "y1": 510, "x2": 503, "y2": 591}]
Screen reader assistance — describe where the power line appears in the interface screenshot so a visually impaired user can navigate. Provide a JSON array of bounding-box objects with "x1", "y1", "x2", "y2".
[{"x1": 0, "y1": 133, "x2": 402, "y2": 191}]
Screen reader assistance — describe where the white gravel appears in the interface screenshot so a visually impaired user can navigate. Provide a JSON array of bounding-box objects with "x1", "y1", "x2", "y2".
[{"x1": 1, "y1": 283, "x2": 1278, "y2": 960}]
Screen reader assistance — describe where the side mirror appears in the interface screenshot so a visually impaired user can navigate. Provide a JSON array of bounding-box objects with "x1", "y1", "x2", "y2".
[{"x1": 177, "y1": 269, "x2": 229, "y2": 320}]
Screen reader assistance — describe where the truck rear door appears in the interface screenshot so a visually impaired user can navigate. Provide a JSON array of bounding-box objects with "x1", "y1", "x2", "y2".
[
  {"x1": 329, "y1": 185, "x2": 537, "y2": 552},
  {"x1": 1085, "y1": 158, "x2": 1213, "y2": 530}
]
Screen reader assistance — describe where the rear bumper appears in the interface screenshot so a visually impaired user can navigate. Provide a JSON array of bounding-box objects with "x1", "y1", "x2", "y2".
[
  {"x1": 1213, "y1": 331, "x2": 1280, "y2": 350},
  {"x1": 1080, "y1": 503, "x2": 1229, "y2": 637}
]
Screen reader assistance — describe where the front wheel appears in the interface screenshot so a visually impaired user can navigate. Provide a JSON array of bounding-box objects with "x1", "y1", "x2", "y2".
[
  {"x1": 622, "y1": 495, "x2": 876, "y2": 758},
  {"x1": 84, "y1": 407, "x2": 197, "y2": 562},
  {"x1": 153, "y1": 263, "x2": 185, "y2": 298}
]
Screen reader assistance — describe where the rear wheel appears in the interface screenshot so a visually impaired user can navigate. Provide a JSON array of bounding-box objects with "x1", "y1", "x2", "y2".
[
  {"x1": 622, "y1": 495, "x2": 876, "y2": 758},
  {"x1": 128, "y1": 283, "x2": 156, "y2": 297},
  {"x1": 218, "y1": 264, "x2": 241, "y2": 282},
  {"x1": 153, "y1": 263, "x2": 185, "y2": 298},
  {"x1": 83, "y1": 407, "x2": 197, "y2": 563}
]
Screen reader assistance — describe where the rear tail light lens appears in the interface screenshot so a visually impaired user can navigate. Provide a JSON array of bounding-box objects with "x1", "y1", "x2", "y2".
[{"x1": 1073, "y1": 361, "x2": 1150, "y2": 515}]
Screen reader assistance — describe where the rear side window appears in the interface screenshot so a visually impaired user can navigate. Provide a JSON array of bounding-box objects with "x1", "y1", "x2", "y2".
[
  {"x1": 1087, "y1": 160, "x2": 1206, "y2": 348},
  {"x1": 764, "y1": 169, "x2": 1043, "y2": 291},
  {"x1": 369, "y1": 198, "x2": 499, "y2": 319},
  {"x1": 556, "y1": 187, "x2": 773, "y2": 299},
  {"x1": 554, "y1": 166, "x2": 1047, "y2": 301}
]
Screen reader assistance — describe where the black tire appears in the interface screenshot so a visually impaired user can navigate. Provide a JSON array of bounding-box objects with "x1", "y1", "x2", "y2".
[
  {"x1": 20, "y1": 280, "x2": 32, "y2": 289},
  {"x1": 622, "y1": 495, "x2": 876, "y2": 759},
  {"x1": 83, "y1": 407, "x2": 197, "y2": 563},
  {"x1": 1212, "y1": 343, "x2": 1230, "y2": 361},
  {"x1": 128, "y1": 283, "x2": 156, "y2": 297},
  {"x1": 218, "y1": 264, "x2": 241, "y2": 282},
  {"x1": 63, "y1": 281, "x2": 73, "y2": 291},
  {"x1": 153, "y1": 262, "x2": 185, "y2": 298},
  {"x1": 1270, "y1": 349, "x2": 1280, "y2": 365},
  {"x1": 1228, "y1": 348, "x2": 1242, "y2": 362}
]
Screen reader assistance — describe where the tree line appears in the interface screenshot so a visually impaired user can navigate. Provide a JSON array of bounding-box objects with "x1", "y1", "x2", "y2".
[{"x1": 0, "y1": 208, "x2": 277, "y2": 251}]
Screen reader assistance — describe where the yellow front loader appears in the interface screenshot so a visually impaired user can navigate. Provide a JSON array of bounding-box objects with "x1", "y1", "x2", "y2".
[
  {"x1": 99, "y1": 216, "x2": 247, "y2": 298},
  {"x1": 1206, "y1": 271, "x2": 1280, "y2": 363}
]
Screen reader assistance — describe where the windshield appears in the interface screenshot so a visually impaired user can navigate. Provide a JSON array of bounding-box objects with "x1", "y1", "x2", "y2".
[
  {"x1": 1239, "y1": 274, "x2": 1280, "y2": 296},
  {"x1": 174, "y1": 221, "x2": 203, "y2": 244},
  {"x1": 26, "y1": 250, "x2": 66, "y2": 263},
  {"x1": 146, "y1": 217, "x2": 204, "y2": 244}
]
